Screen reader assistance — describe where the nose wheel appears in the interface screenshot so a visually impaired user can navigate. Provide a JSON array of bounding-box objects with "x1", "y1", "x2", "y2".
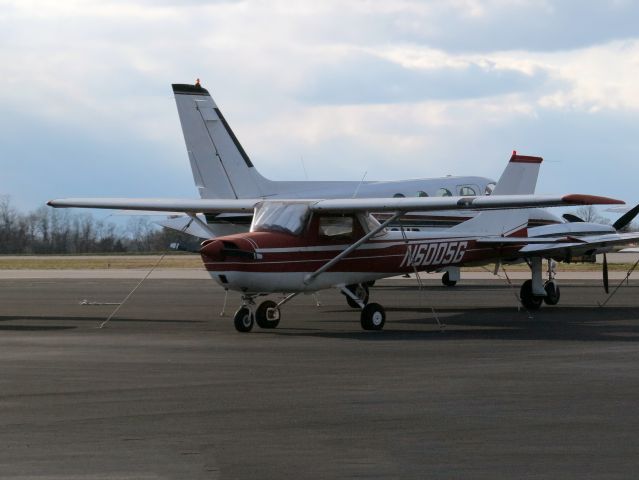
[
  {"x1": 233, "y1": 307, "x2": 254, "y2": 332},
  {"x1": 255, "y1": 300, "x2": 281, "y2": 329},
  {"x1": 233, "y1": 294, "x2": 293, "y2": 332},
  {"x1": 519, "y1": 280, "x2": 543, "y2": 310},
  {"x1": 543, "y1": 280, "x2": 560, "y2": 305}
]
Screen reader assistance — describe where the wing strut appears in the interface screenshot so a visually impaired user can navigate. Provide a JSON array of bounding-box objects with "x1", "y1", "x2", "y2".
[{"x1": 303, "y1": 212, "x2": 402, "y2": 286}]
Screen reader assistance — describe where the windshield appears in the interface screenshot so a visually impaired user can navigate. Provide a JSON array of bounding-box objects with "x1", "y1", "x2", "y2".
[{"x1": 250, "y1": 202, "x2": 311, "y2": 235}]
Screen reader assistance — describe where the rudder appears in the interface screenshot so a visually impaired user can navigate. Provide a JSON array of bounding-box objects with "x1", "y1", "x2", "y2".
[{"x1": 173, "y1": 83, "x2": 273, "y2": 199}]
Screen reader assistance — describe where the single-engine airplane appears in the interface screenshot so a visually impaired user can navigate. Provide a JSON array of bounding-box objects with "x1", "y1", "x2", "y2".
[{"x1": 49, "y1": 157, "x2": 639, "y2": 333}]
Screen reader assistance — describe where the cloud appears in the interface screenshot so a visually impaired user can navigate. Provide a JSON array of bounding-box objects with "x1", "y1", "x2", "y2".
[
  {"x1": 0, "y1": 0, "x2": 637, "y2": 211},
  {"x1": 298, "y1": 0, "x2": 639, "y2": 53},
  {"x1": 298, "y1": 51, "x2": 549, "y2": 104}
]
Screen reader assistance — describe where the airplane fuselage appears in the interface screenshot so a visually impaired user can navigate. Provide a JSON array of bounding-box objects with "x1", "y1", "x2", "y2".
[{"x1": 200, "y1": 229, "x2": 519, "y2": 293}]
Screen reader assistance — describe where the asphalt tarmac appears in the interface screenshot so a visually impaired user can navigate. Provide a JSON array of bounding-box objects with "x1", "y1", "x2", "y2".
[{"x1": 1, "y1": 278, "x2": 639, "y2": 479}]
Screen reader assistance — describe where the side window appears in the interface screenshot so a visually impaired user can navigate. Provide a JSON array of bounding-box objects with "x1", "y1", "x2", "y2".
[
  {"x1": 393, "y1": 193, "x2": 405, "y2": 198},
  {"x1": 459, "y1": 186, "x2": 477, "y2": 196},
  {"x1": 484, "y1": 182, "x2": 496, "y2": 195},
  {"x1": 417, "y1": 191, "x2": 428, "y2": 197},
  {"x1": 318, "y1": 216, "x2": 354, "y2": 240},
  {"x1": 436, "y1": 188, "x2": 452, "y2": 197}
]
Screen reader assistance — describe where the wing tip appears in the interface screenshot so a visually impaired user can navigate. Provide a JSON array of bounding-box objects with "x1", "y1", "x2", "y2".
[{"x1": 562, "y1": 194, "x2": 625, "y2": 205}]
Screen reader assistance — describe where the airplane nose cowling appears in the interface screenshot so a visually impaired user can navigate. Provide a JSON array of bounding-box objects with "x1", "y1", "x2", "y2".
[
  {"x1": 200, "y1": 238, "x2": 257, "y2": 261},
  {"x1": 200, "y1": 239, "x2": 224, "y2": 261}
]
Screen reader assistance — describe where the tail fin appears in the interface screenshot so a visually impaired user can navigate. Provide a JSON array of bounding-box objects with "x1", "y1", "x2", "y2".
[
  {"x1": 491, "y1": 151, "x2": 542, "y2": 195},
  {"x1": 449, "y1": 152, "x2": 543, "y2": 236},
  {"x1": 172, "y1": 83, "x2": 273, "y2": 199}
]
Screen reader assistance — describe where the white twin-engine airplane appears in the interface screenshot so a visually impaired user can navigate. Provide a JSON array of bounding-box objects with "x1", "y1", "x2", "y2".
[
  {"x1": 166, "y1": 83, "x2": 564, "y2": 235},
  {"x1": 49, "y1": 154, "x2": 639, "y2": 332},
  {"x1": 162, "y1": 82, "x2": 564, "y2": 286}
]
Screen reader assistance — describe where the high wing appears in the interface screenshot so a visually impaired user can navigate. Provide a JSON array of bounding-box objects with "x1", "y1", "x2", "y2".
[
  {"x1": 47, "y1": 198, "x2": 259, "y2": 213},
  {"x1": 47, "y1": 194, "x2": 623, "y2": 214},
  {"x1": 310, "y1": 194, "x2": 622, "y2": 212}
]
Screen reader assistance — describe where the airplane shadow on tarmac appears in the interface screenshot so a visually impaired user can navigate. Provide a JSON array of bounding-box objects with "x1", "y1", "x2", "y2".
[
  {"x1": 0, "y1": 315, "x2": 204, "y2": 331},
  {"x1": 265, "y1": 305, "x2": 639, "y2": 343}
]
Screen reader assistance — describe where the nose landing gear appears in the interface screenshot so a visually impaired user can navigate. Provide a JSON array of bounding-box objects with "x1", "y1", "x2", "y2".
[
  {"x1": 233, "y1": 305, "x2": 255, "y2": 332},
  {"x1": 233, "y1": 293, "x2": 294, "y2": 332},
  {"x1": 520, "y1": 258, "x2": 560, "y2": 310},
  {"x1": 255, "y1": 300, "x2": 281, "y2": 329}
]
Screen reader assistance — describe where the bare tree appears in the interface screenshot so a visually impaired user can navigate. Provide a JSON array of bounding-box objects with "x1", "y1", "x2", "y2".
[{"x1": 572, "y1": 205, "x2": 610, "y2": 225}]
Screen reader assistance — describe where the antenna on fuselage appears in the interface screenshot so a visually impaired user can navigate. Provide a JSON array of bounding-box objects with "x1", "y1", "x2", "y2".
[{"x1": 352, "y1": 171, "x2": 368, "y2": 198}]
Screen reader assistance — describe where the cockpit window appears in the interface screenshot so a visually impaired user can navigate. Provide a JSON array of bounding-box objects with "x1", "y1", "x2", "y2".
[
  {"x1": 250, "y1": 202, "x2": 310, "y2": 235},
  {"x1": 484, "y1": 182, "x2": 496, "y2": 195},
  {"x1": 436, "y1": 188, "x2": 452, "y2": 197},
  {"x1": 417, "y1": 191, "x2": 428, "y2": 197},
  {"x1": 393, "y1": 193, "x2": 405, "y2": 198},
  {"x1": 459, "y1": 185, "x2": 477, "y2": 196},
  {"x1": 318, "y1": 215, "x2": 354, "y2": 240}
]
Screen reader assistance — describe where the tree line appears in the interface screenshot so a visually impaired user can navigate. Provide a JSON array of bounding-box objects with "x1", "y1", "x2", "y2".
[
  {"x1": 0, "y1": 197, "x2": 633, "y2": 255},
  {"x1": 0, "y1": 197, "x2": 197, "y2": 254}
]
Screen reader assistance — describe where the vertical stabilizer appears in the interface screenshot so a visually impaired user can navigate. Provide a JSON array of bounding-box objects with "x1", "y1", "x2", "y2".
[
  {"x1": 491, "y1": 152, "x2": 542, "y2": 195},
  {"x1": 172, "y1": 83, "x2": 273, "y2": 199},
  {"x1": 449, "y1": 152, "x2": 543, "y2": 236}
]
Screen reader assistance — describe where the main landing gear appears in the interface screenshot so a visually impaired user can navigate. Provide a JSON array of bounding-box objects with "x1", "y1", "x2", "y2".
[
  {"x1": 341, "y1": 285, "x2": 385, "y2": 330},
  {"x1": 441, "y1": 267, "x2": 460, "y2": 287},
  {"x1": 519, "y1": 258, "x2": 560, "y2": 310},
  {"x1": 360, "y1": 303, "x2": 386, "y2": 330},
  {"x1": 342, "y1": 283, "x2": 369, "y2": 308}
]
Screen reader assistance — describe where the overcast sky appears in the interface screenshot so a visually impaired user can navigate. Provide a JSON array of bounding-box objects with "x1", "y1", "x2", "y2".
[{"x1": 1, "y1": 0, "x2": 638, "y2": 212}]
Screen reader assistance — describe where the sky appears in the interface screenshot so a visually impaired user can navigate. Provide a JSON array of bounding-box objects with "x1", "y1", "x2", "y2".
[{"x1": 1, "y1": 0, "x2": 638, "y2": 215}]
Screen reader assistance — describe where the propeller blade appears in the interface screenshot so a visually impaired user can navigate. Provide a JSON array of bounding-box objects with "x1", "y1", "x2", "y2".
[
  {"x1": 603, "y1": 253, "x2": 609, "y2": 294},
  {"x1": 563, "y1": 213, "x2": 584, "y2": 223},
  {"x1": 613, "y1": 203, "x2": 639, "y2": 231}
]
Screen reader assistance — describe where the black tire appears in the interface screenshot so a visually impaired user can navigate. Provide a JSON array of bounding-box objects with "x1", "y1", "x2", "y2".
[
  {"x1": 365, "y1": 280, "x2": 376, "y2": 287},
  {"x1": 543, "y1": 281, "x2": 561, "y2": 305},
  {"x1": 233, "y1": 307, "x2": 254, "y2": 332},
  {"x1": 360, "y1": 303, "x2": 386, "y2": 331},
  {"x1": 256, "y1": 300, "x2": 280, "y2": 329},
  {"x1": 441, "y1": 271, "x2": 457, "y2": 287},
  {"x1": 344, "y1": 284, "x2": 369, "y2": 309},
  {"x1": 520, "y1": 280, "x2": 543, "y2": 310}
]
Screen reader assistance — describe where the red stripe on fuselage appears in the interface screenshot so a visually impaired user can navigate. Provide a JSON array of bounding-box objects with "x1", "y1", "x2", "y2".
[{"x1": 201, "y1": 238, "x2": 522, "y2": 274}]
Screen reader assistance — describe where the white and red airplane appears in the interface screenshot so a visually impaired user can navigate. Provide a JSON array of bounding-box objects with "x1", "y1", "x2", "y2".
[{"x1": 49, "y1": 157, "x2": 639, "y2": 333}]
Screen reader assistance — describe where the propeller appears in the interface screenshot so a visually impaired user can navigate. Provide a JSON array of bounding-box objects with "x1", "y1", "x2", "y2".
[
  {"x1": 563, "y1": 213, "x2": 584, "y2": 223},
  {"x1": 613, "y1": 203, "x2": 639, "y2": 231},
  {"x1": 603, "y1": 253, "x2": 609, "y2": 294}
]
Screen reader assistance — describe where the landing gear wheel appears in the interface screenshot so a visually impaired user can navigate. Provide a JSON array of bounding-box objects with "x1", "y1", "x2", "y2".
[
  {"x1": 256, "y1": 300, "x2": 280, "y2": 329},
  {"x1": 344, "y1": 283, "x2": 369, "y2": 309},
  {"x1": 365, "y1": 280, "x2": 376, "y2": 288},
  {"x1": 441, "y1": 271, "x2": 457, "y2": 287},
  {"x1": 233, "y1": 307, "x2": 254, "y2": 332},
  {"x1": 543, "y1": 280, "x2": 560, "y2": 305},
  {"x1": 520, "y1": 280, "x2": 543, "y2": 310},
  {"x1": 360, "y1": 303, "x2": 385, "y2": 331}
]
